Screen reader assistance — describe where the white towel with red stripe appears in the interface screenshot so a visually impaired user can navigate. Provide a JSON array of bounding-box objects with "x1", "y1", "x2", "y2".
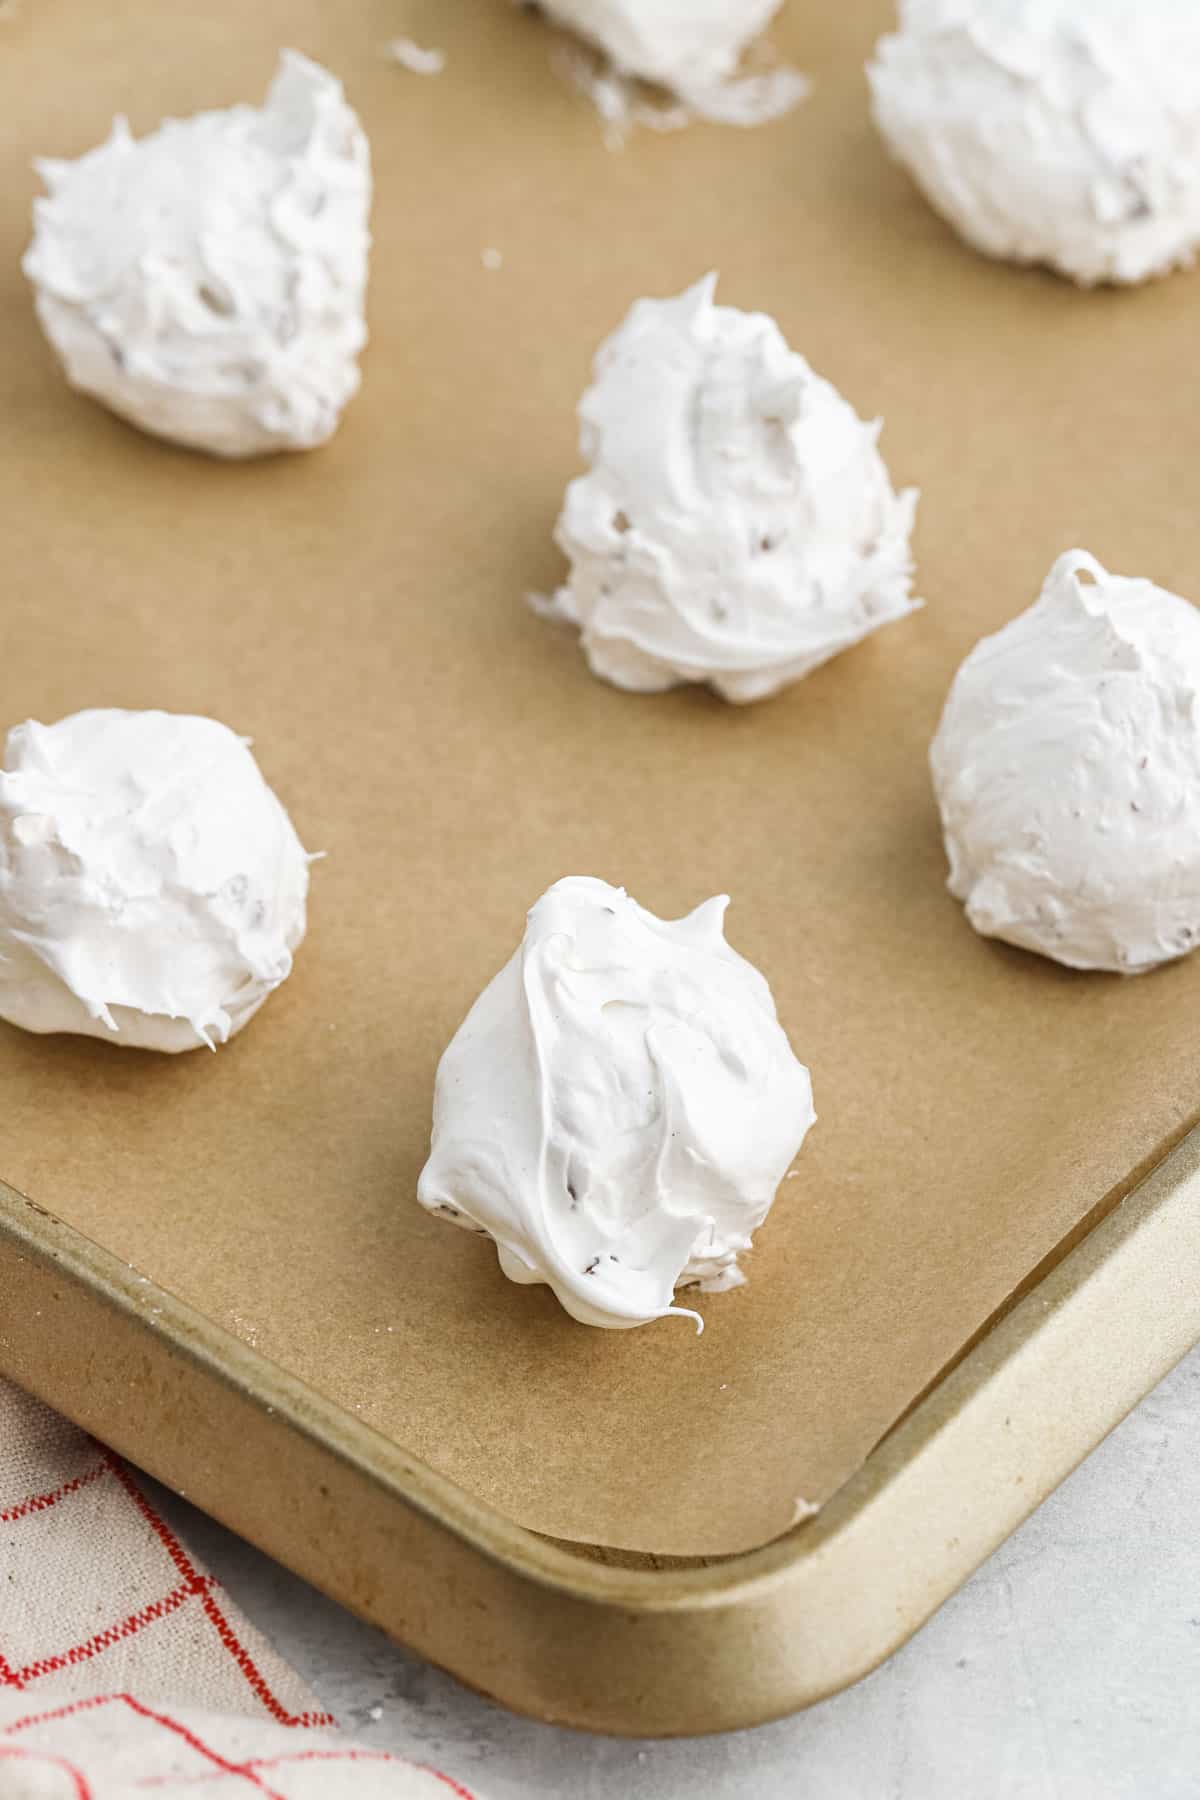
[{"x1": 0, "y1": 1379, "x2": 479, "y2": 1797}]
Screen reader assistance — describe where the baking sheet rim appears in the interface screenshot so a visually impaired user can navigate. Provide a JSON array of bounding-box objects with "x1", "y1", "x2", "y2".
[{"x1": 2, "y1": 1123, "x2": 1199, "y2": 1734}]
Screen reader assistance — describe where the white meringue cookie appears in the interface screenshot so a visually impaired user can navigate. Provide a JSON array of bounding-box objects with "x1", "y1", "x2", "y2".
[
  {"x1": 868, "y1": 0, "x2": 1200, "y2": 285},
  {"x1": 931, "y1": 550, "x2": 1200, "y2": 974},
  {"x1": 417, "y1": 877, "x2": 815, "y2": 1330},
  {"x1": 23, "y1": 50, "x2": 371, "y2": 456},
  {"x1": 540, "y1": 0, "x2": 806, "y2": 128},
  {"x1": 538, "y1": 274, "x2": 919, "y2": 704},
  {"x1": 0, "y1": 709, "x2": 312, "y2": 1052}
]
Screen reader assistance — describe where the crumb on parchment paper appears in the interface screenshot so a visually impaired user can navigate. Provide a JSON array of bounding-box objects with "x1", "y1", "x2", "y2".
[{"x1": 387, "y1": 37, "x2": 446, "y2": 76}]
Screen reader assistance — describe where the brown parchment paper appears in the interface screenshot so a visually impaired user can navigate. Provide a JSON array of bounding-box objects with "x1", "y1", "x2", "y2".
[{"x1": 2, "y1": 0, "x2": 1200, "y2": 1557}]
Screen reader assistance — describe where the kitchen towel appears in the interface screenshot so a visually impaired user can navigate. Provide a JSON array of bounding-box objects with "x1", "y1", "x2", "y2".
[{"x1": 0, "y1": 1378, "x2": 478, "y2": 1797}]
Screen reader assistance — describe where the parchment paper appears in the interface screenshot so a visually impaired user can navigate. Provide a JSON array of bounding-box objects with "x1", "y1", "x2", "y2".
[{"x1": 2, "y1": 0, "x2": 1199, "y2": 1555}]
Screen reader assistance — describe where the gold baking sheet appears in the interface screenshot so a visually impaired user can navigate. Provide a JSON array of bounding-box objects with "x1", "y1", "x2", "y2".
[
  {"x1": 4, "y1": 1126, "x2": 1200, "y2": 1734},
  {"x1": 2, "y1": 0, "x2": 1200, "y2": 1570}
]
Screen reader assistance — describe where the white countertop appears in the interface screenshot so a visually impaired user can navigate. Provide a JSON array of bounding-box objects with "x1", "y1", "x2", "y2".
[{"x1": 156, "y1": 1343, "x2": 1200, "y2": 1799}]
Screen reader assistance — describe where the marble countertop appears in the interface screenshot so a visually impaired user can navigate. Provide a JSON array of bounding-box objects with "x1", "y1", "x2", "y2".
[{"x1": 155, "y1": 1343, "x2": 1200, "y2": 1799}]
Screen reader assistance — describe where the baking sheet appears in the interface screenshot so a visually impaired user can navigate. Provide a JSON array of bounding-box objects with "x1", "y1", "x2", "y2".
[{"x1": 2, "y1": 0, "x2": 1199, "y2": 1559}]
